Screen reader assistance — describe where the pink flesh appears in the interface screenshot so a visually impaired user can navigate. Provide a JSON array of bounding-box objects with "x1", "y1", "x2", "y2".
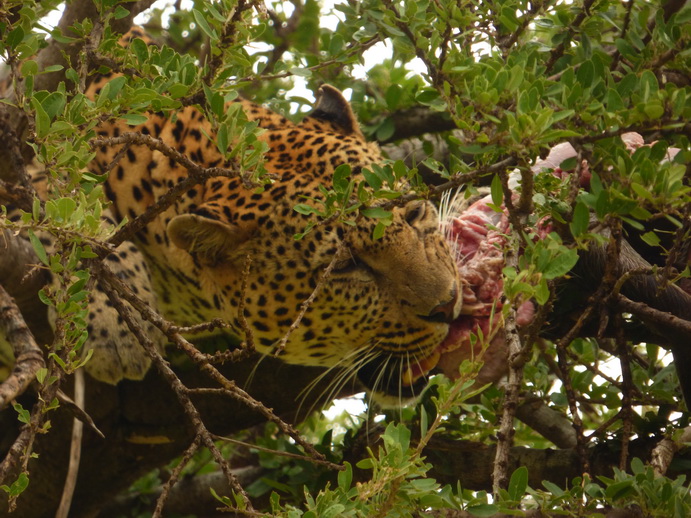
[
  {"x1": 429, "y1": 132, "x2": 684, "y2": 382},
  {"x1": 435, "y1": 195, "x2": 536, "y2": 384}
]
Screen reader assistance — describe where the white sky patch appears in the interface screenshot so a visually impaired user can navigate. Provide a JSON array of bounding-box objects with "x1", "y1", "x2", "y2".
[
  {"x1": 322, "y1": 393, "x2": 367, "y2": 420},
  {"x1": 134, "y1": 0, "x2": 194, "y2": 27},
  {"x1": 36, "y1": 4, "x2": 63, "y2": 34}
]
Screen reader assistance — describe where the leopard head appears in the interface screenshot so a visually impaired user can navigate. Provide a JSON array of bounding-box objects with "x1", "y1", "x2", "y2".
[{"x1": 167, "y1": 86, "x2": 461, "y2": 400}]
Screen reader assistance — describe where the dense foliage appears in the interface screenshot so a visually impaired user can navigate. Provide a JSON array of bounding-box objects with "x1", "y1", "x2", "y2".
[{"x1": 0, "y1": 0, "x2": 690, "y2": 516}]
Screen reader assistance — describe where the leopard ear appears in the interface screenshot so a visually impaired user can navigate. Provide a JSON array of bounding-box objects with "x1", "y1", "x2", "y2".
[
  {"x1": 306, "y1": 84, "x2": 364, "y2": 137},
  {"x1": 167, "y1": 213, "x2": 251, "y2": 265}
]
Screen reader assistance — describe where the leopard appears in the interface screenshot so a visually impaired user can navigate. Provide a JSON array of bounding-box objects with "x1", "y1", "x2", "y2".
[{"x1": 4, "y1": 28, "x2": 462, "y2": 400}]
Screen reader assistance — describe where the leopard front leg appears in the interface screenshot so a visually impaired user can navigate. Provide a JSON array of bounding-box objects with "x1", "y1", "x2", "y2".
[{"x1": 78, "y1": 241, "x2": 165, "y2": 384}]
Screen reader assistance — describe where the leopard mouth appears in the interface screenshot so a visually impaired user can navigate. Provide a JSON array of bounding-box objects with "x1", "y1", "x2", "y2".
[
  {"x1": 399, "y1": 193, "x2": 516, "y2": 388},
  {"x1": 400, "y1": 350, "x2": 442, "y2": 387},
  {"x1": 399, "y1": 310, "x2": 475, "y2": 388},
  {"x1": 365, "y1": 190, "x2": 534, "y2": 394}
]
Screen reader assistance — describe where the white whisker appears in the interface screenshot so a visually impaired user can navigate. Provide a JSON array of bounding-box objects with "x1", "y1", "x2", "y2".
[{"x1": 296, "y1": 345, "x2": 379, "y2": 417}]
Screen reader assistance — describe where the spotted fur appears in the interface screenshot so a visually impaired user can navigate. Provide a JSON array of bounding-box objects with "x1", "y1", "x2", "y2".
[{"x1": 6, "y1": 29, "x2": 462, "y2": 397}]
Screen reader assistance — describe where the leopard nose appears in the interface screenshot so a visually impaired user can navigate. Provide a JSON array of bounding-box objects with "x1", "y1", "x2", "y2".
[{"x1": 425, "y1": 286, "x2": 459, "y2": 324}]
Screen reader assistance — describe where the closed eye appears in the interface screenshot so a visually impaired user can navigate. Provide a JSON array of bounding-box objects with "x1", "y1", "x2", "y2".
[{"x1": 331, "y1": 255, "x2": 361, "y2": 275}]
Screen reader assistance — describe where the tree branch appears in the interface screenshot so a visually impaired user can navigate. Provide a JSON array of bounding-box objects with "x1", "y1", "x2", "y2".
[{"x1": 0, "y1": 285, "x2": 45, "y2": 410}]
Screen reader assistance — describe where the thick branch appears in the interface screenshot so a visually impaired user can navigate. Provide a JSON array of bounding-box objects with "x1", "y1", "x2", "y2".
[
  {"x1": 426, "y1": 435, "x2": 688, "y2": 492},
  {"x1": 0, "y1": 285, "x2": 45, "y2": 410},
  {"x1": 0, "y1": 229, "x2": 52, "y2": 344},
  {"x1": 379, "y1": 107, "x2": 457, "y2": 144}
]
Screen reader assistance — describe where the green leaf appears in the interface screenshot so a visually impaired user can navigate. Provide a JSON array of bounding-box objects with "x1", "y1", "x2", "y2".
[
  {"x1": 294, "y1": 203, "x2": 318, "y2": 215},
  {"x1": 356, "y1": 458, "x2": 373, "y2": 469},
  {"x1": 13, "y1": 403, "x2": 30, "y2": 424},
  {"x1": 362, "y1": 168, "x2": 383, "y2": 190},
  {"x1": 639, "y1": 69, "x2": 659, "y2": 100},
  {"x1": 7, "y1": 26, "x2": 25, "y2": 48},
  {"x1": 617, "y1": 73, "x2": 638, "y2": 98},
  {"x1": 37, "y1": 289, "x2": 53, "y2": 306},
  {"x1": 458, "y1": 144, "x2": 495, "y2": 155},
  {"x1": 27, "y1": 230, "x2": 49, "y2": 266},
  {"x1": 204, "y1": 2, "x2": 226, "y2": 22},
  {"x1": 506, "y1": 65, "x2": 524, "y2": 92},
  {"x1": 216, "y1": 124, "x2": 229, "y2": 154},
  {"x1": 385, "y1": 84, "x2": 403, "y2": 109},
  {"x1": 65, "y1": 68, "x2": 80, "y2": 85},
  {"x1": 542, "y1": 248, "x2": 578, "y2": 279},
  {"x1": 542, "y1": 480, "x2": 565, "y2": 497},
  {"x1": 466, "y1": 503, "x2": 499, "y2": 517},
  {"x1": 36, "y1": 368, "x2": 48, "y2": 384},
  {"x1": 332, "y1": 164, "x2": 351, "y2": 193},
  {"x1": 193, "y1": 9, "x2": 218, "y2": 40},
  {"x1": 41, "y1": 91, "x2": 66, "y2": 119},
  {"x1": 604, "y1": 479, "x2": 634, "y2": 500},
  {"x1": 105, "y1": 76, "x2": 127, "y2": 100},
  {"x1": 120, "y1": 113, "x2": 148, "y2": 125},
  {"x1": 606, "y1": 89, "x2": 625, "y2": 111},
  {"x1": 508, "y1": 466, "x2": 529, "y2": 500},
  {"x1": 420, "y1": 404, "x2": 428, "y2": 437},
  {"x1": 416, "y1": 89, "x2": 440, "y2": 104},
  {"x1": 576, "y1": 60, "x2": 594, "y2": 86},
  {"x1": 392, "y1": 160, "x2": 408, "y2": 179},
  {"x1": 31, "y1": 98, "x2": 50, "y2": 138},
  {"x1": 372, "y1": 220, "x2": 388, "y2": 240},
  {"x1": 113, "y1": 5, "x2": 130, "y2": 19},
  {"x1": 57, "y1": 197, "x2": 76, "y2": 221},
  {"x1": 535, "y1": 278, "x2": 549, "y2": 305},
  {"x1": 130, "y1": 38, "x2": 149, "y2": 64},
  {"x1": 21, "y1": 60, "x2": 38, "y2": 76},
  {"x1": 203, "y1": 83, "x2": 224, "y2": 118},
  {"x1": 490, "y1": 174, "x2": 503, "y2": 207},
  {"x1": 615, "y1": 38, "x2": 636, "y2": 59},
  {"x1": 168, "y1": 83, "x2": 189, "y2": 98},
  {"x1": 570, "y1": 201, "x2": 589, "y2": 237},
  {"x1": 375, "y1": 118, "x2": 395, "y2": 141},
  {"x1": 630, "y1": 457, "x2": 645, "y2": 474},
  {"x1": 640, "y1": 231, "x2": 661, "y2": 247},
  {"x1": 209, "y1": 487, "x2": 233, "y2": 505},
  {"x1": 1, "y1": 472, "x2": 29, "y2": 498},
  {"x1": 289, "y1": 67, "x2": 312, "y2": 78},
  {"x1": 41, "y1": 65, "x2": 65, "y2": 74},
  {"x1": 337, "y1": 462, "x2": 352, "y2": 490},
  {"x1": 560, "y1": 157, "x2": 577, "y2": 170},
  {"x1": 643, "y1": 101, "x2": 664, "y2": 120},
  {"x1": 361, "y1": 207, "x2": 392, "y2": 219}
]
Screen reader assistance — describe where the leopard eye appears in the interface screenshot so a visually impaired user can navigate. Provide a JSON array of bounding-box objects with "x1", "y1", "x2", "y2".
[
  {"x1": 404, "y1": 201, "x2": 427, "y2": 226},
  {"x1": 331, "y1": 255, "x2": 361, "y2": 275}
]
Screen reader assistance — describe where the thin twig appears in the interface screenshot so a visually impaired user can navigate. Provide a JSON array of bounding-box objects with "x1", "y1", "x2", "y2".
[
  {"x1": 615, "y1": 314, "x2": 633, "y2": 471},
  {"x1": 153, "y1": 436, "x2": 202, "y2": 516},
  {"x1": 273, "y1": 239, "x2": 347, "y2": 356},
  {"x1": 93, "y1": 267, "x2": 254, "y2": 513},
  {"x1": 212, "y1": 434, "x2": 342, "y2": 470}
]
